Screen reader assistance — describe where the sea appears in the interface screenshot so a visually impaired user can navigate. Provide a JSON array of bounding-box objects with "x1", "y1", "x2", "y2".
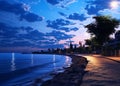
[{"x1": 0, "y1": 53, "x2": 72, "y2": 86}]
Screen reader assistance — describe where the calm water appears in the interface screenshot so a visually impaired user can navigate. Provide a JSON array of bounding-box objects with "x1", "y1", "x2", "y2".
[{"x1": 0, "y1": 53, "x2": 71, "y2": 86}]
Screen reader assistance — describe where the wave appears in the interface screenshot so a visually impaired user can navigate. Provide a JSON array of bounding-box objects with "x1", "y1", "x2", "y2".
[{"x1": 0, "y1": 61, "x2": 59, "y2": 84}]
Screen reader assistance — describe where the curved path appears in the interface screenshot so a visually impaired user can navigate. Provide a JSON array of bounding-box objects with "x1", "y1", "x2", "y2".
[{"x1": 80, "y1": 55, "x2": 120, "y2": 86}]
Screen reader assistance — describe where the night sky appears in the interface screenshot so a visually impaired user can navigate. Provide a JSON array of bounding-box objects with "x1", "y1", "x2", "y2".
[{"x1": 0, "y1": 0, "x2": 120, "y2": 52}]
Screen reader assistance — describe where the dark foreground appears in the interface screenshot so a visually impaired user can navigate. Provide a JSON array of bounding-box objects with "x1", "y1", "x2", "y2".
[{"x1": 37, "y1": 55, "x2": 88, "y2": 86}]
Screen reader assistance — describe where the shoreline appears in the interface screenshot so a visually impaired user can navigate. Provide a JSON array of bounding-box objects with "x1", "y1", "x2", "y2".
[{"x1": 33, "y1": 54, "x2": 88, "y2": 86}]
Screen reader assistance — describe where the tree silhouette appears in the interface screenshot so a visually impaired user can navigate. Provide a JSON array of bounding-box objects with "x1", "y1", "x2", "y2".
[
  {"x1": 85, "y1": 16, "x2": 119, "y2": 45},
  {"x1": 85, "y1": 37, "x2": 101, "y2": 53},
  {"x1": 85, "y1": 39, "x2": 92, "y2": 46},
  {"x1": 115, "y1": 30, "x2": 120, "y2": 40}
]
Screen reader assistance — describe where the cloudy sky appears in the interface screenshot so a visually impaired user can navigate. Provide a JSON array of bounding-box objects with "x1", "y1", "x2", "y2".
[{"x1": 0, "y1": 0, "x2": 120, "y2": 52}]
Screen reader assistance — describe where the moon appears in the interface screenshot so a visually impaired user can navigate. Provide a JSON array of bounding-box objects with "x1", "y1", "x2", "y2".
[{"x1": 110, "y1": 1, "x2": 119, "y2": 9}]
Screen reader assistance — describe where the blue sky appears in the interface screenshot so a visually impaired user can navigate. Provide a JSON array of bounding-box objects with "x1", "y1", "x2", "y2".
[{"x1": 0, "y1": 0, "x2": 120, "y2": 52}]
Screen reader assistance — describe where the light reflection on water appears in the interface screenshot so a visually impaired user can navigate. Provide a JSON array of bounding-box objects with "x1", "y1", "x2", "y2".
[
  {"x1": 52, "y1": 55, "x2": 72, "y2": 72},
  {"x1": 10, "y1": 53, "x2": 35, "y2": 71},
  {"x1": 53, "y1": 55, "x2": 56, "y2": 71},
  {"x1": 65, "y1": 56, "x2": 71, "y2": 67},
  {"x1": 0, "y1": 53, "x2": 72, "y2": 74},
  {"x1": 11, "y1": 53, "x2": 16, "y2": 71},
  {"x1": 31, "y1": 54, "x2": 34, "y2": 66},
  {"x1": 0, "y1": 53, "x2": 72, "y2": 85}
]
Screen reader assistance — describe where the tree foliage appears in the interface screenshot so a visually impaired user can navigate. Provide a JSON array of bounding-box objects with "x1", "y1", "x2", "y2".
[
  {"x1": 85, "y1": 16, "x2": 120, "y2": 45},
  {"x1": 115, "y1": 30, "x2": 120, "y2": 40}
]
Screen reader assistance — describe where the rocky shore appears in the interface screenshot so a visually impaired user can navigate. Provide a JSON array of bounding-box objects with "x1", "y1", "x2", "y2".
[{"x1": 34, "y1": 55, "x2": 88, "y2": 86}]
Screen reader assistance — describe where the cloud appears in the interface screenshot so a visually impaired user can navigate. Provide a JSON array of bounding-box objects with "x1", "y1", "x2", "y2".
[
  {"x1": 46, "y1": 30, "x2": 75, "y2": 41},
  {"x1": 46, "y1": 18, "x2": 78, "y2": 32},
  {"x1": 38, "y1": 43, "x2": 64, "y2": 49},
  {"x1": 47, "y1": 18, "x2": 72, "y2": 26},
  {"x1": 0, "y1": 22, "x2": 75, "y2": 50},
  {"x1": 85, "y1": 0, "x2": 112, "y2": 15},
  {"x1": 70, "y1": 27, "x2": 79, "y2": 31},
  {"x1": 58, "y1": 12, "x2": 67, "y2": 17},
  {"x1": 98, "y1": 9, "x2": 120, "y2": 20},
  {"x1": 20, "y1": 12, "x2": 43, "y2": 22},
  {"x1": 46, "y1": 0, "x2": 59, "y2": 5},
  {"x1": 0, "y1": 23, "x2": 18, "y2": 38},
  {"x1": 0, "y1": 23, "x2": 43, "y2": 47},
  {"x1": 17, "y1": 0, "x2": 41, "y2": 4},
  {"x1": 67, "y1": 13, "x2": 88, "y2": 21},
  {"x1": 0, "y1": 1, "x2": 43, "y2": 22},
  {"x1": 0, "y1": 1, "x2": 25, "y2": 14},
  {"x1": 46, "y1": 0, "x2": 77, "y2": 8},
  {"x1": 1, "y1": 0, "x2": 108, "y2": 52}
]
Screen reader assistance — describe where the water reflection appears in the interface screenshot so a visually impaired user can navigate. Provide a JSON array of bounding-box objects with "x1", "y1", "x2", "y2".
[
  {"x1": 65, "y1": 56, "x2": 71, "y2": 67},
  {"x1": 53, "y1": 55, "x2": 56, "y2": 62},
  {"x1": 11, "y1": 53, "x2": 16, "y2": 71},
  {"x1": 53, "y1": 55, "x2": 56, "y2": 71},
  {"x1": 31, "y1": 54, "x2": 34, "y2": 66}
]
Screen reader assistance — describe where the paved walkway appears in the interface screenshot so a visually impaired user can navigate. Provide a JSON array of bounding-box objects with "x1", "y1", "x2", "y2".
[
  {"x1": 79, "y1": 55, "x2": 120, "y2": 86},
  {"x1": 92, "y1": 54, "x2": 120, "y2": 63},
  {"x1": 106, "y1": 56, "x2": 120, "y2": 63}
]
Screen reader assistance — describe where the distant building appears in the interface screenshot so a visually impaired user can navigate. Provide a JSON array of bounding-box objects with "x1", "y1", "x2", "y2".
[{"x1": 102, "y1": 31, "x2": 120, "y2": 56}]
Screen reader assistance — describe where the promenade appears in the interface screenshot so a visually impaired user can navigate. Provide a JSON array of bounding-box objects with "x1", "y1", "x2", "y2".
[{"x1": 79, "y1": 54, "x2": 120, "y2": 86}]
